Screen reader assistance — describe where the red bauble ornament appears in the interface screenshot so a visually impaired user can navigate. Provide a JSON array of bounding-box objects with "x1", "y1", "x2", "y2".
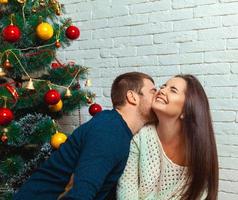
[
  {"x1": 1, "y1": 133, "x2": 8, "y2": 144},
  {"x1": 89, "y1": 103, "x2": 102, "y2": 116},
  {"x1": 44, "y1": 89, "x2": 61, "y2": 105},
  {"x1": 0, "y1": 107, "x2": 14, "y2": 126},
  {"x1": 3, "y1": 59, "x2": 12, "y2": 69},
  {"x1": 65, "y1": 25, "x2": 80, "y2": 40},
  {"x1": 2, "y1": 24, "x2": 21, "y2": 42}
]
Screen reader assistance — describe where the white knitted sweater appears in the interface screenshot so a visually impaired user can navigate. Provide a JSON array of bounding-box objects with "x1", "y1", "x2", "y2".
[{"x1": 117, "y1": 124, "x2": 189, "y2": 200}]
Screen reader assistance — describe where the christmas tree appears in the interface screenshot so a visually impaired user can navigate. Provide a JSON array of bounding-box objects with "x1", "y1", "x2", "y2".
[{"x1": 0, "y1": 0, "x2": 96, "y2": 199}]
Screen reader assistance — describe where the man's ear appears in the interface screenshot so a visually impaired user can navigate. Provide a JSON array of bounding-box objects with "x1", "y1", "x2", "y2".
[{"x1": 126, "y1": 90, "x2": 138, "y2": 105}]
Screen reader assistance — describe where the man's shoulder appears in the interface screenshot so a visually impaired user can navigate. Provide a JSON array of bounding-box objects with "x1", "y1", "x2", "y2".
[{"x1": 88, "y1": 109, "x2": 123, "y2": 127}]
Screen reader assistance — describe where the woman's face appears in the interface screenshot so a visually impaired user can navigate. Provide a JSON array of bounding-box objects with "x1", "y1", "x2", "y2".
[{"x1": 152, "y1": 77, "x2": 187, "y2": 119}]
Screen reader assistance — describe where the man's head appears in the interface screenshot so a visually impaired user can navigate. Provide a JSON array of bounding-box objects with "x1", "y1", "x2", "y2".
[
  {"x1": 111, "y1": 72, "x2": 154, "y2": 107},
  {"x1": 111, "y1": 72, "x2": 157, "y2": 124}
]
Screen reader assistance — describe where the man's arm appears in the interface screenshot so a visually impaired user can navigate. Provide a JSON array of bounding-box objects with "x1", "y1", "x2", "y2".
[
  {"x1": 60, "y1": 128, "x2": 125, "y2": 200},
  {"x1": 14, "y1": 128, "x2": 82, "y2": 200}
]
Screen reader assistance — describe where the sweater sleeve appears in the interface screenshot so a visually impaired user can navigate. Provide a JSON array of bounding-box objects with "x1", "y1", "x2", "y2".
[
  {"x1": 116, "y1": 134, "x2": 140, "y2": 200},
  {"x1": 13, "y1": 128, "x2": 85, "y2": 200},
  {"x1": 60, "y1": 127, "x2": 125, "y2": 200}
]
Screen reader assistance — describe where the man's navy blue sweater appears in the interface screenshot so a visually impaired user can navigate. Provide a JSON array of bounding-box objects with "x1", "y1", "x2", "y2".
[{"x1": 14, "y1": 109, "x2": 133, "y2": 200}]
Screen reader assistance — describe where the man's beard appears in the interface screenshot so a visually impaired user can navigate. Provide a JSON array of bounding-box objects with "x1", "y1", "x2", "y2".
[{"x1": 138, "y1": 104, "x2": 158, "y2": 124}]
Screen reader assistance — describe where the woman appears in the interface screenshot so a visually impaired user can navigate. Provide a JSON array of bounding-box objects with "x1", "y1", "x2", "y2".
[{"x1": 117, "y1": 74, "x2": 218, "y2": 200}]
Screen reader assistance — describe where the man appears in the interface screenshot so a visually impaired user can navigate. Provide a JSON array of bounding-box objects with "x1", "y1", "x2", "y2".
[{"x1": 14, "y1": 72, "x2": 157, "y2": 200}]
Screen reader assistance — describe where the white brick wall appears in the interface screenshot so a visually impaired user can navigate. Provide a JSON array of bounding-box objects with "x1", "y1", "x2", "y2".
[{"x1": 60, "y1": 0, "x2": 238, "y2": 198}]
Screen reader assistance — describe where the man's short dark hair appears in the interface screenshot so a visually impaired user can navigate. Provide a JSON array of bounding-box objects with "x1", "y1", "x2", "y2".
[{"x1": 111, "y1": 72, "x2": 154, "y2": 108}]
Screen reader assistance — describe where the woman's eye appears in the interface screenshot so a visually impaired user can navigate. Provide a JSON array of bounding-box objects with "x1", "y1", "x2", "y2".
[{"x1": 171, "y1": 89, "x2": 177, "y2": 93}]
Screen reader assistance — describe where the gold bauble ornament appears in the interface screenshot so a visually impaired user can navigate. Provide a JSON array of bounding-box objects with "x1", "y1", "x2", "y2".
[
  {"x1": 50, "y1": 131, "x2": 67, "y2": 149},
  {"x1": 17, "y1": 0, "x2": 26, "y2": 3},
  {"x1": 0, "y1": 67, "x2": 6, "y2": 77},
  {"x1": 0, "y1": 0, "x2": 8, "y2": 4},
  {"x1": 48, "y1": 100, "x2": 63, "y2": 112},
  {"x1": 39, "y1": 0, "x2": 45, "y2": 6},
  {"x1": 36, "y1": 22, "x2": 54, "y2": 40}
]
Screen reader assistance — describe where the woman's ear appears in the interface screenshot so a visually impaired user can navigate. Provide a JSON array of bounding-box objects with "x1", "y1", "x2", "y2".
[
  {"x1": 180, "y1": 114, "x2": 184, "y2": 120},
  {"x1": 126, "y1": 90, "x2": 138, "y2": 105}
]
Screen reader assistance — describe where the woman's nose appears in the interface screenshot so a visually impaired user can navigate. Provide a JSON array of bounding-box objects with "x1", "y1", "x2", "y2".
[{"x1": 159, "y1": 88, "x2": 166, "y2": 95}]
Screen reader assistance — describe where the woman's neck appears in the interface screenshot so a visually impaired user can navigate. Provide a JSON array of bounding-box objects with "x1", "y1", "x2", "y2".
[
  {"x1": 156, "y1": 116, "x2": 187, "y2": 166},
  {"x1": 156, "y1": 117, "x2": 183, "y2": 145}
]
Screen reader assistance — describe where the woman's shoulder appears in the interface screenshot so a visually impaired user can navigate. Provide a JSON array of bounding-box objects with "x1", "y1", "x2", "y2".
[
  {"x1": 132, "y1": 123, "x2": 157, "y2": 145},
  {"x1": 138, "y1": 123, "x2": 157, "y2": 137}
]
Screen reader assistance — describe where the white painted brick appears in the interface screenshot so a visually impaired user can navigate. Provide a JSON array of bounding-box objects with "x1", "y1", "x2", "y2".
[
  {"x1": 103, "y1": 88, "x2": 111, "y2": 98},
  {"x1": 92, "y1": 27, "x2": 130, "y2": 39},
  {"x1": 205, "y1": 87, "x2": 232, "y2": 98},
  {"x1": 210, "y1": 99, "x2": 238, "y2": 110},
  {"x1": 65, "y1": 49, "x2": 100, "y2": 59},
  {"x1": 64, "y1": 11, "x2": 91, "y2": 22},
  {"x1": 114, "y1": 35, "x2": 153, "y2": 47},
  {"x1": 108, "y1": 14, "x2": 148, "y2": 27},
  {"x1": 78, "y1": 39, "x2": 113, "y2": 49},
  {"x1": 232, "y1": 87, "x2": 238, "y2": 98},
  {"x1": 220, "y1": 169, "x2": 238, "y2": 182},
  {"x1": 231, "y1": 64, "x2": 238, "y2": 73},
  {"x1": 216, "y1": 134, "x2": 238, "y2": 145},
  {"x1": 204, "y1": 74, "x2": 238, "y2": 87},
  {"x1": 194, "y1": 2, "x2": 238, "y2": 17},
  {"x1": 91, "y1": 77, "x2": 114, "y2": 88},
  {"x1": 112, "y1": 0, "x2": 148, "y2": 4},
  {"x1": 219, "y1": 157, "x2": 238, "y2": 170},
  {"x1": 212, "y1": 111, "x2": 236, "y2": 122},
  {"x1": 173, "y1": 0, "x2": 216, "y2": 9},
  {"x1": 100, "y1": 47, "x2": 137, "y2": 58},
  {"x1": 149, "y1": 9, "x2": 193, "y2": 22},
  {"x1": 111, "y1": 2, "x2": 129, "y2": 17},
  {"x1": 138, "y1": 65, "x2": 180, "y2": 77},
  {"x1": 92, "y1": 0, "x2": 111, "y2": 19},
  {"x1": 174, "y1": 16, "x2": 221, "y2": 31},
  {"x1": 218, "y1": 192, "x2": 238, "y2": 200},
  {"x1": 205, "y1": 51, "x2": 238, "y2": 63},
  {"x1": 180, "y1": 40, "x2": 225, "y2": 53},
  {"x1": 118, "y1": 55, "x2": 158, "y2": 67},
  {"x1": 100, "y1": 66, "x2": 139, "y2": 78},
  {"x1": 130, "y1": 22, "x2": 173, "y2": 36},
  {"x1": 137, "y1": 44, "x2": 178, "y2": 56},
  {"x1": 84, "y1": 58, "x2": 118, "y2": 68},
  {"x1": 198, "y1": 27, "x2": 238, "y2": 40},
  {"x1": 220, "y1": 0, "x2": 238, "y2": 2},
  {"x1": 158, "y1": 53, "x2": 203, "y2": 65},
  {"x1": 64, "y1": 2, "x2": 92, "y2": 15},
  {"x1": 154, "y1": 31, "x2": 197, "y2": 44},
  {"x1": 219, "y1": 180, "x2": 238, "y2": 193},
  {"x1": 181, "y1": 63, "x2": 230, "y2": 75},
  {"x1": 217, "y1": 144, "x2": 238, "y2": 157},
  {"x1": 130, "y1": 0, "x2": 171, "y2": 14},
  {"x1": 80, "y1": 19, "x2": 108, "y2": 31},
  {"x1": 223, "y1": 14, "x2": 238, "y2": 27},
  {"x1": 227, "y1": 39, "x2": 238, "y2": 50},
  {"x1": 236, "y1": 112, "x2": 238, "y2": 122},
  {"x1": 79, "y1": 30, "x2": 92, "y2": 41}
]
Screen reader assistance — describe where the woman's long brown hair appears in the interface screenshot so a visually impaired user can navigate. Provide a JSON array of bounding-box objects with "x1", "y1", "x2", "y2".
[{"x1": 175, "y1": 74, "x2": 218, "y2": 200}]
